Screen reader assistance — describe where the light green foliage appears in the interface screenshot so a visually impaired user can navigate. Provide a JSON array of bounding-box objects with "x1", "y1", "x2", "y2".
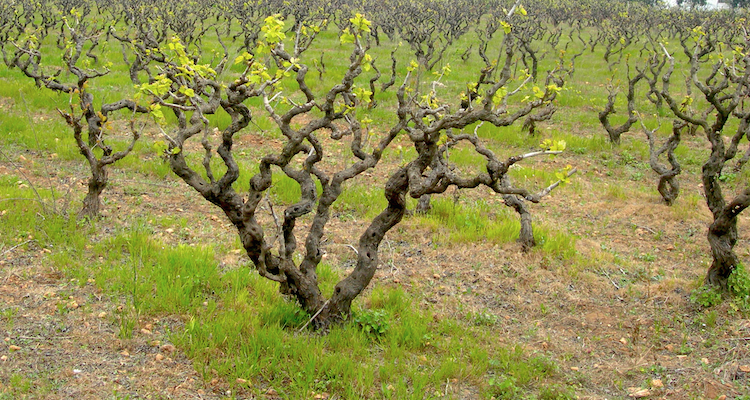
[
  {"x1": 555, "y1": 164, "x2": 575, "y2": 185},
  {"x1": 540, "y1": 139, "x2": 567, "y2": 152},
  {"x1": 340, "y1": 13, "x2": 371, "y2": 44},
  {"x1": 489, "y1": 374, "x2": 521, "y2": 399},
  {"x1": 261, "y1": 14, "x2": 286, "y2": 45},
  {"x1": 690, "y1": 284, "x2": 722, "y2": 308},
  {"x1": 492, "y1": 86, "x2": 508, "y2": 105},
  {"x1": 350, "y1": 13, "x2": 371, "y2": 34},
  {"x1": 538, "y1": 384, "x2": 577, "y2": 400},
  {"x1": 354, "y1": 309, "x2": 390, "y2": 336},
  {"x1": 729, "y1": 265, "x2": 750, "y2": 311}
]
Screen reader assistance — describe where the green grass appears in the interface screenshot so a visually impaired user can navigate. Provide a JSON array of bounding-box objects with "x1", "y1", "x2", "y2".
[
  {"x1": 416, "y1": 196, "x2": 578, "y2": 260},
  {"x1": 0, "y1": 177, "x2": 573, "y2": 398}
]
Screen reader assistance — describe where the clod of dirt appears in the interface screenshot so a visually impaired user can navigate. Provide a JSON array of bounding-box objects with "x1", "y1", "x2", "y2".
[
  {"x1": 161, "y1": 344, "x2": 176, "y2": 353},
  {"x1": 627, "y1": 387, "x2": 651, "y2": 398}
]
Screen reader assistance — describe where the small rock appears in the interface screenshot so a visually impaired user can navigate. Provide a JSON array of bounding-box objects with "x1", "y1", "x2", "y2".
[
  {"x1": 650, "y1": 379, "x2": 663, "y2": 388},
  {"x1": 627, "y1": 387, "x2": 651, "y2": 398},
  {"x1": 98, "y1": 312, "x2": 107, "y2": 318},
  {"x1": 619, "y1": 338, "x2": 628, "y2": 345},
  {"x1": 701, "y1": 357, "x2": 709, "y2": 364},
  {"x1": 155, "y1": 354, "x2": 164, "y2": 361},
  {"x1": 140, "y1": 328, "x2": 152, "y2": 335},
  {"x1": 210, "y1": 378, "x2": 219, "y2": 385},
  {"x1": 160, "y1": 344, "x2": 176, "y2": 353}
]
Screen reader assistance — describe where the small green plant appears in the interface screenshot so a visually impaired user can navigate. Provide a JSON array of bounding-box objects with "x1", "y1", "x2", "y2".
[
  {"x1": 488, "y1": 374, "x2": 521, "y2": 399},
  {"x1": 538, "y1": 384, "x2": 576, "y2": 400},
  {"x1": 690, "y1": 284, "x2": 722, "y2": 308},
  {"x1": 694, "y1": 310, "x2": 718, "y2": 329},
  {"x1": 0, "y1": 307, "x2": 18, "y2": 327},
  {"x1": 55, "y1": 302, "x2": 71, "y2": 315},
  {"x1": 354, "y1": 309, "x2": 390, "y2": 336},
  {"x1": 629, "y1": 170, "x2": 644, "y2": 181},
  {"x1": 8, "y1": 373, "x2": 32, "y2": 393},
  {"x1": 677, "y1": 343, "x2": 693, "y2": 355},
  {"x1": 116, "y1": 304, "x2": 139, "y2": 340},
  {"x1": 472, "y1": 310, "x2": 499, "y2": 326},
  {"x1": 619, "y1": 150, "x2": 637, "y2": 166},
  {"x1": 729, "y1": 265, "x2": 750, "y2": 311},
  {"x1": 718, "y1": 172, "x2": 737, "y2": 183}
]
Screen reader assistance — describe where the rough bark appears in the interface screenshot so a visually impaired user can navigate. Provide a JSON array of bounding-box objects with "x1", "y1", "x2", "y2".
[
  {"x1": 320, "y1": 167, "x2": 408, "y2": 323},
  {"x1": 503, "y1": 194, "x2": 535, "y2": 252},
  {"x1": 660, "y1": 39, "x2": 750, "y2": 287},
  {"x1": 415, "y1": 194, "x2": 432, "y2": 214},
  {"x1": 599, "y1": 67, "x2": 645, "y2": 145},
  {"x1": 80, "y1": 163, "x2": 107, "y2": 219},
  {"x1": 642, "y1": 119, "x2": 683, "y2": 205}
]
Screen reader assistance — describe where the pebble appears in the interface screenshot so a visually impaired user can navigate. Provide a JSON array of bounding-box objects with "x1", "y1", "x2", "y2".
[{"x1": 160, "y1": 344, "x2": 176, "y2": 353}]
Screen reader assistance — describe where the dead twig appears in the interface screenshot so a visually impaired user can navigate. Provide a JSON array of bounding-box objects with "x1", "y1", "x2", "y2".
[
  {"x1": 298, "y1": 300, "x2": 330, "y2": 333},
  {"x1": 1, "y1": 240, "x2": 36, "y2": 257}
]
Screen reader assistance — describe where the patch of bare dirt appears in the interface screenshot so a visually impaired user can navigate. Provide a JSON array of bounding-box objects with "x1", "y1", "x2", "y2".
[{"x1": 0, "y1": 257, "x2": 221, "y2": 398}]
